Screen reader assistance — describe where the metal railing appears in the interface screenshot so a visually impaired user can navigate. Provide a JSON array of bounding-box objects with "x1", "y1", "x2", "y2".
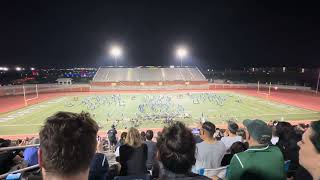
[
  {"x1": 0, "y1": 164, "x2": 40, "y2": 179},
  {"x1": 0, "y1": 144, "x2": 40, "y2": 179},
  {"x1": 0, "y1": 144, "x2": 40, "y2": 152}
]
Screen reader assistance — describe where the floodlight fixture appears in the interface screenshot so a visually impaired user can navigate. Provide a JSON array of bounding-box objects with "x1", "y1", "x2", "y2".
[
  {"x1": 109, "y1": 45, "x2": 122, "y2": 67},
  {"x1": 175, "y1": 47, "x2": 188, "y2": 67}
]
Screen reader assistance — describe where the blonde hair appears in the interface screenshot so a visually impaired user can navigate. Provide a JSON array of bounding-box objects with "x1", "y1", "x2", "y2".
[{"x1": 125, "y1": 127, "x2": 142, "y2": 148}]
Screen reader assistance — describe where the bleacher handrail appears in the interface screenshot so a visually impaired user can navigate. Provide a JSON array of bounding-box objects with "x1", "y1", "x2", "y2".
[
  {"x1": 0, "y1": 144, "x2": 40, "y2": 152},
  {"x1": 0, "y1": 164, "x2": 40, "y2": 179}
]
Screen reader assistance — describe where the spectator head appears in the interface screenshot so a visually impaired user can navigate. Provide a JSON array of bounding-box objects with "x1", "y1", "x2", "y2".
[
  {"x1": 200, "y1": 121, "x2": 216, "y2": 140},
  {"x1": 156, "y1": 121, "x2": 196, "y2": 174},
  {"x1": 0, "y1": 138, "x2": 11, "y2": 148},
  {"x1": 243, "y1": 119, "x2": 272, "y2": 145},
  {"x1": 229, "y1": 142, "x2": 247, "y2": 154},
  {"x1": 120, "y1": 132, "x2": 127, "y2": 140},
  {"x1": 227, "y1": 121, "x2": 239, "y2": 135},
  {"x1": 111, "y1": 124, "x2": 115, "y2": 129},
  {"x1": 146, "y1": 130, "x2": 154, "y2": 141},
  {"x1": 140, "y1": 131, "x2": 146, "y2": 141},
  {"x1": 275, "y1": 121, "x2": 294, "y2": 138},
  {"x1": 125, "y1": 127, "x2": 143, "y2": 148},
  {"x1": 236, "y1": 128, "x2": 246, "y2": 140},
  {"x1": 298, "y1": 120, "x2": 320, "y2": 179},
  {"x1": 39, "y1": 111, "x2": 99, "y2": 180}
]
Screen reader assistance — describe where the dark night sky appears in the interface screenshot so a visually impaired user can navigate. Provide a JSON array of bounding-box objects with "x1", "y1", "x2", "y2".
[{"x1": 0, "y1": 1, "x2": 319, "y2": 68}]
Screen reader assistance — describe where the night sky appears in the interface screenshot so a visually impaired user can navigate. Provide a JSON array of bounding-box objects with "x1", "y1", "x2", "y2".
[{"x1": 0, "y1": 1, "x2": 319, "y2": 68}]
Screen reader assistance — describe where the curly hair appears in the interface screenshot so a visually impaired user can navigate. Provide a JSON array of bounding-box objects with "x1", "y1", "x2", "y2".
[
  {"x1": 39, "y1": 111, "x2": 99, "y2": 176},
  {"x1": 156, "y1": 121, "x2": 196, "y2": 174}
]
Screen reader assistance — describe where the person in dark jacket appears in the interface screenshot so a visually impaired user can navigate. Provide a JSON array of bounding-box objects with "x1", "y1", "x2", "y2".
[
  {"x1": 144, "y1": 130, "x2": 157, "y2": 170},
  {"x1": 275, "y1": 121, "x2": 300, "y2": 178},
  {"x1": 119, "y1": 127, "x2": 148, "y2": 176}
]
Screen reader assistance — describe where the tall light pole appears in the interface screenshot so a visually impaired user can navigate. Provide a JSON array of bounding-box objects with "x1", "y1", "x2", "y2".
[
  {"x1": 109, "y1": 45, "x2": 122, "y2": 67},
  {"x1": 176, "y1": 47, "x2": 188, "y2": 67}
]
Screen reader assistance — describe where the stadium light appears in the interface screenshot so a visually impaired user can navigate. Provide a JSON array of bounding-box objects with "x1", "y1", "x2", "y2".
[
  {"x1": 176, "y1": 47, "x2": 188, "y2": 67},
  {"x1": 15, "y1": 67, "x2": 22, "y2": 71},
  {"x1": 30, "y1": 67, "x2": 35, "y2": 71},
  {"x1": 109, "y1": 45, "x2": 122, "y2": 67},
  {"x1": 3, "y1": 67, "x2": 8, "y2": 71}
]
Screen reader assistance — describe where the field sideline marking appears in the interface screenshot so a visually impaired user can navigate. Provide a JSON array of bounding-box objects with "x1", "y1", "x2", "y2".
[{"x1": 0, "y1": 97, "x2": 66, "y2": 123}]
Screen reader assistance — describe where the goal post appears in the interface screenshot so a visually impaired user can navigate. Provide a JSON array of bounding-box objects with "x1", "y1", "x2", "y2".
[
  {"x1": 23, "y1": 84, "x2": 39, "y2": 106},
  {"x1": 256, "y1": 81, "x2": 271, "y2": 96}
]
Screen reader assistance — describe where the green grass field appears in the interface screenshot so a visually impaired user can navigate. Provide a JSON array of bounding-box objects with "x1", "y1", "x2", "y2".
[{"x1": 1, "y1": 92, "x2": 320, "y2": 135}]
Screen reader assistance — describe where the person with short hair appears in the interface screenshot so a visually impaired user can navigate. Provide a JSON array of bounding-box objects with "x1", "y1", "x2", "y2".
[
  {"x1": 195, "y1": 121, "x2": 227, "y2": 170},
  {"x1": 157, "y1": 121, "x2": 211, "y2": 180},
  {"x1": 221, "y1": 121, "x2": 242, "y2": 150},
  {"x1": 38, "y1": 111, "x2": 99, "y2": 180},
  {"x1": 144, "y1": 130, "x2": 157, "y2": 170},
  {"x1": 227, "y1": 119, "x2": 285, "y2": 180},
  {"x1": 297, "y1": 120, "x2": 320, "y2": 179},
  {"x1": 119, "y1": 127, "x2": 148, "y2": 176}
]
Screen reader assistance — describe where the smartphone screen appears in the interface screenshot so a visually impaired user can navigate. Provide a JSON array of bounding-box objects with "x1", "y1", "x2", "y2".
[{"x1": 191, "y1": 128, "x2": 200, "y2": 135}]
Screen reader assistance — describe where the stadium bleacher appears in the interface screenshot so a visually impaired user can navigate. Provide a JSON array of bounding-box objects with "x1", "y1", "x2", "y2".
[{"x1": 92, "y1": 67, "x2": 206, "y2": 82}]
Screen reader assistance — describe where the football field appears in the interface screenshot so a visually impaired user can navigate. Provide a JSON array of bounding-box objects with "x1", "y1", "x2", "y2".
[{"x1": 0, "y1": 92, "x2": 319, "y2": 135}]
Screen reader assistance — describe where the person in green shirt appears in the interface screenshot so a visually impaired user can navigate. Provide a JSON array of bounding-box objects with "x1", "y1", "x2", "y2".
[{"x1": 227, "y1": 119, "x2": 286, "y2": 180}]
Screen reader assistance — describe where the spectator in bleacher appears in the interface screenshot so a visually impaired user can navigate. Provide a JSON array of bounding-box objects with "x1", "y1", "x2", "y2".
[
  {"x1": 0, "y1": 138, "x2": 23, "y2": 174},
  {"x1": 115, "y1": 132, "x2": 127, "y2": 162},
  {"x1": 221, "y1": 121, "x2": 242, "y2": 151},
  {"x1": 195, "y1": 121, "x2": 226, "y2": 170},
  {"x1": 23, "y1": 138, "x2": 39, "y2": 167},
  {"x1": 236, "y1": 128, "x2": 249, "y2": 148},
  {"x1": 221, "y1": 141, "x2": 247, "y2": 166},
  {"x1": 271, "y1": 123, "x2": 279, "y2": 145},
  {"x1": 38, "y1": 111, "x2": 99, "y2": 180},
  {"x1": 295, "y1": 123, "x2": 309, "y2": 137},
  {"x1": 157, "y1": 121, "x2": 211, "y2": 180},
  {"x1": 227, "y1": 119, "x2": 285, "y2": 180},
  {"x1": 213, "y1": 128, "x2": 224, "y2": 141},
  {"x1": 116, "y1": 132, "x2": 127, "y2": 149},
  {"x1": 275, "y1": 121, "x2": 300, "y2": 178},
  {"x1": 297, "y1": 120, "x2": 320, "y2": 179},
  {"x1": 119, "y1": 127, "x2": 148, "y2": 176},
  {"x1": 89, "y1": 138, "x2": 109, "y2": 180},
  {"x1": 144, "y1": 130, "x2": 157, "y2": 170},
  {"x1": 140, "y1": 131, "x2": 146, "y2": 142}
]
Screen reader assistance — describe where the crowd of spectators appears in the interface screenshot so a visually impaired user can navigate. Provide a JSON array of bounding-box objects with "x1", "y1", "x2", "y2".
[{"x1": 0, "y1": 111, "x2": 319, "y2": 180}]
